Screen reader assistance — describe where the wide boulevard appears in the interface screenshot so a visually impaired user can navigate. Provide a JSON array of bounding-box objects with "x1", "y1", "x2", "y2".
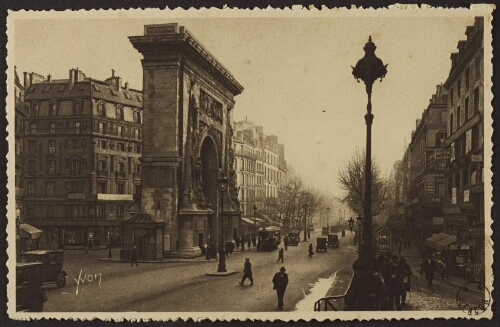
[{"x1": 43, "y1": 231, "x2": 356, "y2": 312}]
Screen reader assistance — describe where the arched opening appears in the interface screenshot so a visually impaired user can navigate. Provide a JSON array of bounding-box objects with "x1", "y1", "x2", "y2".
[{"x1": 200, "y1": 137, "x2": 219, "y2": 246}]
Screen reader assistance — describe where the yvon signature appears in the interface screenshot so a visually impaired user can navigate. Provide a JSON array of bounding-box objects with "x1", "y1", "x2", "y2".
[{"x1": 74, "y1": 269, "x2": 102, "y2": 295}]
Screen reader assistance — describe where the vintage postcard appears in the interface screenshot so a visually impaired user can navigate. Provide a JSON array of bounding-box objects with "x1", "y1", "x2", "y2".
[{"x1": 5, "y1": 5, "x2": 494, "y2": 321}]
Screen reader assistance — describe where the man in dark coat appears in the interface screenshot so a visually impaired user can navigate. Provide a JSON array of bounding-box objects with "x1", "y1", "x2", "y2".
[
  {"x1": 239, "y1": 258, "x2": 253, "y2": 286},
  {"x1": 131, "y1": 246, "x2": 138, "y2": 266},
  {"x1": 277, "y1": 247, "x2": 284, "y2": 263},
  {"x1": 284, "y1": 236, "x2": 288, "y2": 250},
  {"x1": 383, "y1": 255, "x2": 401, "y2": 310},
  {"x1": 423, "y1": 257, "x2": 436, "y2": 288},
  {"x1": 272, "y1": 267, "x2": 289, "y2": 311}
]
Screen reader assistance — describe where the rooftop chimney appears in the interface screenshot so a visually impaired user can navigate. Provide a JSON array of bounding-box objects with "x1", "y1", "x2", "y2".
[{"x1": 105, "y1": 69, "x2": 122, "y2": 91}]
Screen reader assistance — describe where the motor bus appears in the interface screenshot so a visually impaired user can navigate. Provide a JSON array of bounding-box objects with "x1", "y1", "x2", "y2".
[{"x1": 257, "y1": 226, "x2": 281, "y2": 251}]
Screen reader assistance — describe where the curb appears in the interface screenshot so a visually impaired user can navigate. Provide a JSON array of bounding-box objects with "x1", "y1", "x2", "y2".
[
  {"x1": 98, "y1": 258, "x2": 217, "y2": 264},
  {"x1": 205, "y1": 269, "x2": 238, "y2": 277}
]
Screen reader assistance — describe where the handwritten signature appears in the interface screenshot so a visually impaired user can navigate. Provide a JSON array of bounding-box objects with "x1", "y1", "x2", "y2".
[{"x1": 74, "y1": 269, "x2": 102, "y2": 295}]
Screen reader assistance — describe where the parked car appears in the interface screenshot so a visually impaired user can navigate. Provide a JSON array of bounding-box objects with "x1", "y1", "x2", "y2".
[
  {"x1": 316, "y1": 237, "x2": 328, "y2": 252},
  {"x1": 328, "y1": 234, "x2": 340, "y2": 248},
  {"x1": 16, "y1": 262, "x2": 47, "y2": 311},
  {"x1": 18, "y1": 250, "x2": 67, "y2": 288},
  {"x1": 288, "y1": 232, "x2": 300, "y2": 246}
]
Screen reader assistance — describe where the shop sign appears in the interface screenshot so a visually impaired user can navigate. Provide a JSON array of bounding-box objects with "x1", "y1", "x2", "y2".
[{"x1": 456, "y1": 256, "x2": 464, "y2": 264}]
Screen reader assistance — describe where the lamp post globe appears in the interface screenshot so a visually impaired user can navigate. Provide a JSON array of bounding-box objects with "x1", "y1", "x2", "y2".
[
  {"x1": 217, "y1": 173, "x2": 228, "y2": 273},
  {"x1": 351, "y1": 36, "x2": 387, "y2": 264}
]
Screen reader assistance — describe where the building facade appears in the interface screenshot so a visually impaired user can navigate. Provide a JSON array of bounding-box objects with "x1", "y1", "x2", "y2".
[
  {"x1": 22, "y1": 68, "x2": 143, "y2": 249},
  {"x1": 405, "y1": 85, "x2": 450, "y2": 246},
  {"x1": 14, "y1": 67, "x2": 29, "y2": 227},
  {"x1": 233, "y1": 121, "x2": 287, "y2": 225},
  {"x1": 442, "y1": 17, "x2": 484, "y2": 266}
]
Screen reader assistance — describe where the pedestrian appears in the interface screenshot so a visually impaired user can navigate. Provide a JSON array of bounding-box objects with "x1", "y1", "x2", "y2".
[
  {"x1": 284, "y1": 236, "x2": 288, "y2": 250},
  {"x1": 239, "y1": 258, "x2": 254, "y2": 286},
  {"x1": 397, "y1": 238, "x2": 404, "y2": 256},
  {"x1": 235, "y1": 237, "x2": 240, "y2": 249},
  {"x1": 439, "y1": 260, "x2": 449, "y2": 280},
  {"x1": 272, "y1": 267, "x2": 289, "y2": 311},
  {"x1": 308, "y1": 243, "x2": 314, "y2": 257},
  {"x1": 131, "y1": 245, "x2": 138, "y2": 266},
  {"x1": 397, "y1": 257, "x2": 412, "y2": 307},
  {"x1": 341, "y1": 230, "x2": 346, "y2": 238},
  {"x1": 383, "y1": 255, "x2": 402, "y2": 310},
  {"x1": 247, "y1": 237, "x2": 252, "y2": 250},
  {"x1": 241, "y1": 237, "x2": 245, "y2": 251},
  {"x1": 278, "y1": 247, "x2": 284, "y2": 263},
  {"x1": 422, "y1": 257, "x2": 436, "y2": 288}
]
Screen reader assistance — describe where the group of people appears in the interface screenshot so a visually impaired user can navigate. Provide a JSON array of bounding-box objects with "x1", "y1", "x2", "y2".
[
  {"x1": 235, "y1": 235, "x2": 256, "y2": 251},
  {"x1": 347, "y1": 253, "x2": 413, "y2": 311},
  {"x1": 238, "y1": 258, "x2": 289, "y2": 311}
]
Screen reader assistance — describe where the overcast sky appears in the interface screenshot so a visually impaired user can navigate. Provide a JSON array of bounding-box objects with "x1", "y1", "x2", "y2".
[{"x1": 11, "y1": 9, "x2": 479, "y2": 201}]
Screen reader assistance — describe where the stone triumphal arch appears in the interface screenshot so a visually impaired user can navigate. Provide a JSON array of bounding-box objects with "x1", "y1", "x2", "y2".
[{"x1": 129, "y1": 23, "x2": 244, "y2": 258}]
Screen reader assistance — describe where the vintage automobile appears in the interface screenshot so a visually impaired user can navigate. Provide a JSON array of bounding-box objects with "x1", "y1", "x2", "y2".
[
  {"x1": 288, "y1": 232, "x2": 300, "y2": 246},
  {"x1": 16, "y1": 262, "x2": 47, "y2": 311},
  {"x1": 18, "y1": 250, "x2": 67, "y2": 288},
  {"x1": 316, "y1": 237, "x2": 328, "y2": 252},
  {"x1": 328, "y1": 234, "x2": 340, "y2": 248}
]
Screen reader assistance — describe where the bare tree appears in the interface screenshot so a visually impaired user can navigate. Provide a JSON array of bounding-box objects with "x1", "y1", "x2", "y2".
[{"x1": 337, "y1": 149, "x2": 392, "y2": 217}]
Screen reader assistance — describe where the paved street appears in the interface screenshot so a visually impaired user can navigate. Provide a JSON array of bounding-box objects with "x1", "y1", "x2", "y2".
[{"x1": 44, "y1": 231, "x2": 357, "y2": 312}]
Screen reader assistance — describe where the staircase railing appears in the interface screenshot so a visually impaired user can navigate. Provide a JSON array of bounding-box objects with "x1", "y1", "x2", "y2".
[{"x1": 313, "y1": 273, "x2": 354, "y2": 311}]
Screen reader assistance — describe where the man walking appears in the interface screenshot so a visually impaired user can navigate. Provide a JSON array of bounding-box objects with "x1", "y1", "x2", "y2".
[
  {"x1": 277, "y1": 247, "x2": 284, "y2": 263},
  {"x1": 239, "y1": 258, "x2": 253, "y2": 286},
  {"x1": 131, "y1": 245, "x2": 138, "y2": 266},
  {"x1": 272, "y1": 267, "x2": 289, "y2": 311}
]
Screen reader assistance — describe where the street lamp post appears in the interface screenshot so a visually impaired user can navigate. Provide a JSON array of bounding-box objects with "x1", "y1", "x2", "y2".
[
  {"x1": 217, "y1": 173, "x2": 229, "y2": 273},
  {"x1": 326, "y1": 207, "x2": 330, "y2": 229},
  {"x1": 352, "y1": 36, "x2": 387, "y2": 263},
  {"x1": 303, "y1": 203, "x2": 308, "y2": 242},
  {"x1": 348, "y1": 217, "x2": 354, "y2": 233}
]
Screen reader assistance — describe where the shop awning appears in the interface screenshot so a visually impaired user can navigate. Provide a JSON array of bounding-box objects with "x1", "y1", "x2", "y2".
[
  {"x1": 19, "y1": 223, "x2": 42, "y2": 239},
  {"x1": 241, "y1": 217, "x2": 265, "y2": 225},
  {"x1": 426, "y1": 232, "x2": 456, "y2": 250}
]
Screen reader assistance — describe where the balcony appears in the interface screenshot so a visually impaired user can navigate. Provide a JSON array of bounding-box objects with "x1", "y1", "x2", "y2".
[
  {"x1": 97, "y1": 170, "x2": 109, "y2": 177},
  {"x1": 115, "y1": 171, "x2": 127, "y2": 179},
  {"x1": 97, "y1": 193, "x2": 133, "y2": 201}
]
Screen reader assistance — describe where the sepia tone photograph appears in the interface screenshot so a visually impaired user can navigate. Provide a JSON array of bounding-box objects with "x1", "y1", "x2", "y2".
[{"x1": 5, "y1": 6, "x2": 494, "y2": 321}]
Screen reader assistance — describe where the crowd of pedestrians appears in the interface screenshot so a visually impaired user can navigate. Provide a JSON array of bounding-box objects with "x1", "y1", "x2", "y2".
[{"x1": 346, "y1": 252, "x2": 414, "y2": 311}]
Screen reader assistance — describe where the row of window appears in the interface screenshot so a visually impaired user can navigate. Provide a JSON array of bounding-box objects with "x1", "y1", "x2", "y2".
[
  {"x1": 96, "y1": 102, "x2": 142, "y2": 123},
  {"x1": 97, "y1": 120, "x2": 141, "y2": 140},
  {"x1": 29, "y1": 120, "x2": 85, "y2": 135},
  {"x1": 26, "y1": 178, "x2": 140, "y2": 197},
  {"x1": 449, "y1": 55, "x2": 481, "y2": 105},
  {"x1": 449, "y1": 87, "x2": 481, "y2": 134},
  {"x1": 96, "y1": 138, "x2": 141, "y2": 153}
]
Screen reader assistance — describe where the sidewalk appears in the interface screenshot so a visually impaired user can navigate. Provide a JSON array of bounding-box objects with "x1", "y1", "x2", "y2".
[{"x1": 400, "y1": 246, "x2": 481, "y2": 294}]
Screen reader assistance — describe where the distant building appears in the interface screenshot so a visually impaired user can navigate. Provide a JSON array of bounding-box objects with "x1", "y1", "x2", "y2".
[
  {"x1": 405, "y1": 85, "x2": 450, "y2": 245},
  {"x1": 442, "y1": 17, "x2": 484, "y2": 266},
  {"x1": 14, "y1": 67, "x2": 29, "y2": 227},
  {"x1": 22, "y1": 68, "x2": 143, "y2": 249},
  {"x1": 233, "y1": 121, "x2": 287, "y2": 225}
]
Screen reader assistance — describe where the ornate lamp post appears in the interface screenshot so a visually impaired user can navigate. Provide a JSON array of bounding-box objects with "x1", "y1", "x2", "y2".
[
  {"x1": 352, "y1": 36, "x2": 387, "y2": 263},
  {"x1": 303, "y1": 203, "x2": 308, "y2": 242},
  {"x1": 253, "y1": 204, "x2": 257, "y2": 236},
  {"x1": 356, "y1": 215, "x2": 363, "y2": 255},
  {"x1": 217, "y1": 173, "x2": 229, "y2": 273}
]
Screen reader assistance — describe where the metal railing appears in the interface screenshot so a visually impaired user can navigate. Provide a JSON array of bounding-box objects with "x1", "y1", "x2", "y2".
[{"x1": 313, "y1": 273, "x2": 354, "y2": 311}]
